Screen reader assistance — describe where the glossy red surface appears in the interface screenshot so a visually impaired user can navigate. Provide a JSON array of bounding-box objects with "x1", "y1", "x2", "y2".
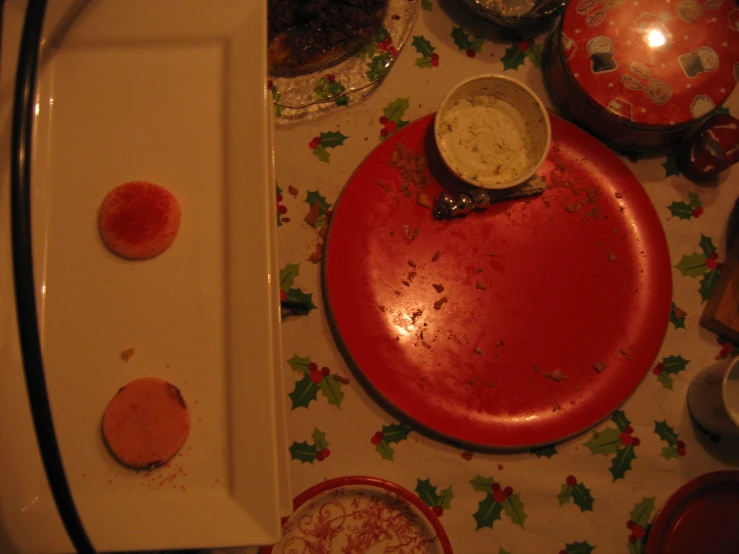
[
  {"x1": 323, "y1": 113, "x2": 671, "y2": 448},
  {"x1": 646, "y1": 471, "x2": 739, "y2": 554}
]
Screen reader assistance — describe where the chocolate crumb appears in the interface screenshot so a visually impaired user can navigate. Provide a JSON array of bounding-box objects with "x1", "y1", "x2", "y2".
[
  {"x1": 432, "y1": 283, "x2": 445, "y2": 293},
  {"x1": 545, "y1": 369, "x2": 568, "y2": 381},
  {"x1": 485, "y1": 383, "x2": 495, "y2": 388},
  {"x1": 474, "y1": 348, "x2": 483, "y2": 354},
  {"x1": 433, "y1": 297, "x2": 448, "y2": 310},
  {"x1": 431, "y1": 250, "x2": 441, "y2": 262},
  {"x1": 401, "y1": 280, "x2": 410, "y2": 287},
  {"x1": 120, "y1": 348, "x2": 135, "y2": 361},
  {"x1": 592, "y1": 362, "x2": 607, "y2": 373},
  {"x1": 565, "y1": 203, "x2": 581, "y2": 213},
  {"x1": 417, "y1": 191, "x2": 431, "y2": 208},
  {"x1": 461, "y1": 450, "x2": 473, "y2": 460},
  {"x1": 378, "y1": 305, "x2": 386, "y2": 313},
  {"x1": 408, "y1": 260, "x2": 417, "y2": 268},
  {"x1": 476, "y1": 281, "x2": 487, "y2": 290},
  {"x1": 615, "y1": 192, "x2": 623, "y2": 199},
  {"x1": 496, "y1": 340, "x2": 504, "y2": 347},
  {"x1": 497, "y1": 464, "x2": 504, "y2": 470},
  {"x1": 608, "y1": 252, "x2": 618, "y2": 262},
  {"x1": 334, "y1": 375, "x2": 350, "y2": 384}
]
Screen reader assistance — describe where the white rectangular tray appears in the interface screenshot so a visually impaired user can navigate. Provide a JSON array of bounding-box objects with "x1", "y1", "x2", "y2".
[{"x1": 0, "y1": 0, "x2": 284, "y2": 551}]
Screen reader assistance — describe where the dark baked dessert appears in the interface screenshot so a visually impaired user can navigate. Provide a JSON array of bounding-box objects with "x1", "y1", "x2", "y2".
[{"x1": 268, "y1": 0, "x2": 388, "y2": 76}]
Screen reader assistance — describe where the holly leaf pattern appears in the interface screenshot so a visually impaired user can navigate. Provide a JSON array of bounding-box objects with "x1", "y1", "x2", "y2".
[
  {"x1": 280, "y1": 263, "x2": 300, "y2": 292},
  {"x1": 381, "y1": 98, "x2": 411, "y2": 138},
  {"x1": 367, "y1": 51, "x2": 393, "y2": 81},
  {"x1": 662, "y1": 151, "x2": 680, "y2": 177},
  {"x1": 657, "y1": 372, "x2": 675, "y2": 389},
  {"x1": 656, "y1": 354, "x2": 689, "y2": 388},
  {"x1": 439, "y1": 486, "x2": 453, "y2": 510},
  {"x1": 675, "y1": 252, "x2": 708, "y2": 278},
  {"x1": 501, "y1": 493, "x2": 527, "y2": 528},
  {"x1": 630, "y1": 497, "x2": 656, "y2": 527},
  {"x1": 304, "y1": 190, "x2": 332, "y2": 228},
  {"x1": 312, "y1": 131, "x2": 348, "y2": 163},
  {"x1": 473, "y1": 494, "x2": 502, "y2": 529},
  {"x1": 585, "y1": 427, "x2": 622, "y2": 455},
  {"x1": 501, "y1": 44, "x2": 526, "y2": 71},
  {"x1": 383, "y1": 422, "x2": 412, "y2": 443},
  {"x1": 376, "y1": 441, "x2": 394, "y2": 460},
  {"x1": 317, "y1": 375, "x2": 345, "y2": 407},
  {"x1": 421, "y1": 0, "x2": 432, "y2": 9},
  {"x1": 559, "y1": 482, "x2": 595, "y2": 512},
  {"x1": 610, "y1": 444, "x2": 636, "y2": 481},
  {"x1": 283, "y1": 287, "x2": 317, "y2": 313},
  {"x1": 287, "y1": 354, "x2": 312, "y2": 374},
  {"x1": 699, "y1": 269, "x2": 720, "y2": 302},
  {"x1": 654, "y1": 420, "x2": 678, "y2": 444},
  {"x1": 557, "y1": 484, "x2": 571, "y2": 506},
  {"x1": 415, "y1": 478, "x2": 442, "y2": 507},
  {"x1": 412, "y1": 35, "x2": 437, "y2": 68},
  {"x1": 530, "y1": 445, "x2": 558, "y2": 458},
  {"x1": 469, "y1": 475, "x2": 495, "y2": 493},
  {"x1": 714, "y1": 105, "x2": 731, "y2": 116},
  {"x1": 450, "y1": 26, "x2": 483, "y2": 52},
  {"x1": 288, "y1": 373, "x2": 320, "y2": 409},
  {"x1": 565, "y1": 541, "x2": 595, "y2": 554},
  {"x1": 699, "y1": 234, "x2": 716, "y2": 258},
  {"x1": 667, "y1": 200, "x2": 694, "y2": 220},
  {"x1": 499, "y1": 550, "x2": 511, "y2": 554},
  {"x1": 611, "y1": 410, "x2": 630, "y2": 432},
  {"x1": 314, "y1": 76, "x2": 347, "y2": 105},
  {"x1": 670, "y1": 302, "x2": 687, "y2": 329},
  {"x1": 312, "y1": 428, "x2": 328, "y2": 451},
  {"x1": 289, "y1": 440, "x2": 317, "y2": 463}
]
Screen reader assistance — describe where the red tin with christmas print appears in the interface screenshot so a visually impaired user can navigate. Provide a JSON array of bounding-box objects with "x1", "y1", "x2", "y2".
[{"x1": 544, "y1": 0, "x2": 739, "y2": 151}]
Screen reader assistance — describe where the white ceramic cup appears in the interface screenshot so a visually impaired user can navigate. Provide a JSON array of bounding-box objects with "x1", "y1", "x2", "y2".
[{"x1": 687, "y1": 356, "x2": 739, "y2": 436}]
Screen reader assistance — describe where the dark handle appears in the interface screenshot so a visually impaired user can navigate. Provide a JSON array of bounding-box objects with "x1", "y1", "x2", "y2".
[{"x1": 10, "y1": 0, "x2": 95, "y2": 551}]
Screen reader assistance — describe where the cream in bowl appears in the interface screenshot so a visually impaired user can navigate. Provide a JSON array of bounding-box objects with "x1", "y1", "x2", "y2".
[{"x1": 434, "y1": 74, "x2": 551, "y2": 189}]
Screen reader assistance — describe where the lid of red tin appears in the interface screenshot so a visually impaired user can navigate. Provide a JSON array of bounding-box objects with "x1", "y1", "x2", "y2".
[{"x1": 560, "y1": 0, "x2": 739, "y2": 128}]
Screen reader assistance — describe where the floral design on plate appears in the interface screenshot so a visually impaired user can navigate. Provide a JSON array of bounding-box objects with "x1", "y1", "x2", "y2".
[
  {"x1": 268, "y1": 0, "x2": 419, "y2": 110},
  {"x1": 260, "y1": 477, "x2": 453, "y2": 554}
]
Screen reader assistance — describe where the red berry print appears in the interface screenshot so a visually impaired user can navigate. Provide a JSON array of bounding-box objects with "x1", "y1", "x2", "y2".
[
  {"x1": 653, "y1": 362, "x2": 665, "y2": 375},
  {"x1": 267, "y1": 79, "x2": 273, "y2": 89},
  {"x1": 310, "y1": 370, "x2": 323, "y2": 384},
  {"x1": 321, "y1": 448, "x2": 330, "y2": 458},
  {"x1": 385, "y1": 120, "x2": 397, "y2": 133},
  {"x1": 620, "y1": 432, "x2": 633, "y2": 446},
  {"x1": 710, "y1": 250, "x2": 719, "y2": 259},
  {"x1": 432, "y1": 505, "x2": 444, "y2": 517},
  {"x1": 371, "y1": 435, "x2": 381, "y2": 446},
  {"x1": 626, "y1": 520, "x2": 635, "y2": 529},
  {"x1": 677, "y1": 440, "x2": 685, "y2": 448},
  {"x1": 632, "y1": 524, "x2": 645, "y2": 539},
  {"x1": 678, "y1": 447, "x2": 686, "y2": 456},
  {"x1": 632, "y1": 437, "x2": 641, "y2": 447},
  {"x1": 379, "y1": 115, "x2": 388, "y2": 124},
  {"x1": 280, "y1": 290, "x2": 287, "y2": 301},
  {"x1": 431, "y1": 59, "x2": 439, "y2": 67},
  {"x1": 628, "y1": 534, "x2": 637, "y2": 544},
  {"x1": 692, "y1": 206, "x2": 704, "y2": 218},
  {"x1": 278, "y1": 205, "x2": 288, "y2": 215},
  {"x1": 492, "y1": 482, "x2": 501, "y2": 492},
  {"x1": 276, "y1": 193, "x2": 283, "y2": 202},
  {"x1": 504, "y1": 486, "x2": 513, "y2": 496},
  {"x1": 431, "y1": 53, "x2": 439, "y2": 61},
  {"x1": 309, "y1": 136, "x2": 321, "y2": 150},
  {"x1": 624, "y1": 425, "x2": 633, "y2": 433},
  {"x1": 308, "y1": 362, "x2": 318, "y2": 372},
  {"x1": 389, "y1": 46, "x2": 399, "y2": 57},
  {"x1": 706, "y1": 257, "x2": 717, "y2": 269},
  {"x1": 493, "y1": 489, "x2": 506, "y2": 503},
  {"x1": 321, "y1": 366, "x2": 330, "y2": 377},
  {"x1": 315, "y1": 450, "x2": 325, "y2": 461},
  {"x1": 566, "y1": 475, "x2": 577, "y2": 487},
  {"x1": 517, "y1": 41, "x2": 530, "y2": 52},
  {"x1": 380, "y1": 128, "x2": 389, "y2": 137},
  {"x1": 326, "y1": 74, "x2": 335, "y2": 83},
  {"x1": 466, "y1": 48, "x2": 476, "y2": 57}
]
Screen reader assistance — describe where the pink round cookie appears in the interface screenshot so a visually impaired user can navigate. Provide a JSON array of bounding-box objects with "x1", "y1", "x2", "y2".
[{"x1": 98, "y1": 181, "x2": 181, "y2": 260}]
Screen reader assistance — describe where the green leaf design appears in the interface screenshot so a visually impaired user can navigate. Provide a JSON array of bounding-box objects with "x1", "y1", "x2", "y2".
[
  {"x1": 313, "y1": 144, "x2": 330, "y2": 163},
  {"x1": 416, "y1": 478, "x2": 442, "y2": 507},
  {"x1": 469, "y1": 475, "x2": 494, "y2": 494},
  {"x1": 565, "y1": 541, "x2": 595, "y2": 554},
  {"x1": 524, "y1": 43, "x2": 542, "y2": 68},
  {"x1": 288, "y1": 373, "x2": 320, "y2": 409},
  {"x1": 314, "y1": 76, "x2": 346, "y2": 102},
  {"x1": 585, "y1": 426, "x2": 622, "y2": 456},
  {"x1": 421, "y1": 0, "x2": 432, "y2": 10},
  {"x1": 670, "y1": 302, "x2": 687, "y2": 329},
  {"x1": 688, "y1": 191, "x2": 701, "y2": 208},
  {"x1": 270, "y1": 86, "x2": 284, "y2": 116},
  {"x1": 451, "y1": 26, "x2": 473, "y2": 50},
  {"x1": 611, "y1": 410, "x2": 630, "y2": 432},
  {"x1": 305, "y1": 190, "x2": 331, "y2": 213},
  {"x1": 367, "y1": 51, "x2": 393, "y2": 81},
  {"x1": 287, "y1": 354, "x2": 312, "y2": 374},
  {"x1": 667, "y1": 201, "x2": 694, "y2": 220},
  {"x1": 415, "y1": 58, "x2": 433, "y2": 69},
  {"x1": 383, "y1": 98, "x2": 410, "y2": 124},
  {"x1": 317, "y1": 375, "x2": 344, "y2": 407},
  {"x1": 382, "y1": 422, "x2": 411, "y2": 443},
  {"x1": 661, "y1": 445, "x2": 679, "y2": 460},
  {"x1": 714, "y1": 105, "x2": 731, "y2": 116},
  {"x1": 501, "y1": 493, "x2": 527, "y2": 528},
  {"x1": 610, "y1": 444, "x2": 636, "y2": 481},
  {"x1": 473, "y1": 494, "x2": 502, "y2": 530},
  {"x1": 530, "y1": 445, "x2": 557, "y2": 458},
  {"x1": 376, "y1": 441, "x2": 394, "y2": 460},
  {"x1": 283, "y1": 288, "x2": 317, "y2": 313},
  {"x1": 662, "y1": 151, "x2": 680, "y2": 177},
  {"x1": 439, "y1": 486, "x2": 454, "y2": 510},
  {"x1": 657, "y1": 371, "x2": 674, "y2": 389},
  {"x1": 412, "y1": 35, "x2": 435, "y2": 57},
  {"x1": 499, "y1": 550, "x2": 512, "y2": 554},
  {"x1": 319, "y1": 131, "x2": 348, "y2": 149},
  {"x1": 630, "y1": 497, "x2": 656, "y2": 527},
  {"x1": 664, "y1": 355, "x2": 689, "y2": 374},
  {"x1": 675, "y1": 252, "x2": 708, "y2": 278},
  {"x1": 289, "y1": 440, "x2": 317, "y2": 463},
  {"x1": 571, "y1": 483, "x2": 595, "y2": 512},
  {"x1": 335, "y1": 95, "x2": 349, "y2": 107},
  {"x1": 501, "y1": 44, "x2": 527, "y2": 71},
  {"x1": 700, "y1": 269, "x2": 720, "y2": 302},
  {"x1": 312, "y1": 428, "x2": 328, "y2": 451},
  {"x1": 557, "y1": 483, "x2": 571, "y2": 506},
  {"x1": 654, "y1": 420, "x2": 678, "y2": 445},
  {"x1": 280, "y1": 263, "x2": 300, "y2": 292},
  {"x1": 700, "y1": 235, "x2": 716, "y2": 258}
]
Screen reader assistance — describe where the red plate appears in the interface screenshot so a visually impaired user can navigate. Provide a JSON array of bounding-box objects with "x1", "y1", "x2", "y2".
[
  {"x1": 260, "y1": 476, "x2": 453, "y2": 554},
  {"x1": 646, "y1": 471, "x2": 739, "y2": 554},
  {"x1": 323, "y1": 113, "x2": 671, "y2": 448}
]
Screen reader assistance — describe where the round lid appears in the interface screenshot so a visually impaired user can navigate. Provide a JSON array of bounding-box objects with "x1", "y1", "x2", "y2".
[
  {"x1": 561, "y1": 0, "x2": 739, "y2": 128},
  {"x1": 646, "y1": 471, "x2": 739, "y2": 554}
]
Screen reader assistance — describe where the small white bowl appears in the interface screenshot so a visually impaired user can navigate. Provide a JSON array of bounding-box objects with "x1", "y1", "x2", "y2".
[{"x1": 434, "y1": 74, "x2": 551, "y2": 190}]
